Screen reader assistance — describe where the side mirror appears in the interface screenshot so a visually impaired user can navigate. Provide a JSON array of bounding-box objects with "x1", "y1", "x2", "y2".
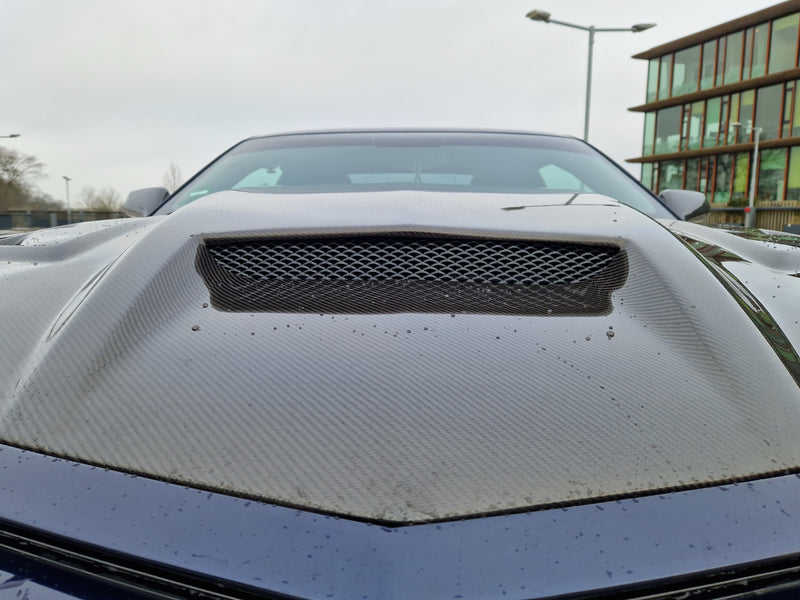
[
  {"x1": 658, "y1": 189, "x2": 710, "y2": 222},
  {"x1": 124, "y1": 187, "x2": 169, "y2": 218}
]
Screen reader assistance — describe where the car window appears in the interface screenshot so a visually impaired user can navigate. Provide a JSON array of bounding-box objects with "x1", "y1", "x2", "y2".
[
  {"x1": 233, "y1": 167, "x2": 283, "y2": 189},
  {"x1": 161, "y1": 132, "x2": 672, "y2": 218},
  {"x1": 539, "y1": 164, "x2": 590, "y2": 191}
]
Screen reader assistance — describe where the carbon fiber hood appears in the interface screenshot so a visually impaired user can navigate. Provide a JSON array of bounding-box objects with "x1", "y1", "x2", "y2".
[{"x1": 2, "y1": 191, "x2": 800, "y2": 524}]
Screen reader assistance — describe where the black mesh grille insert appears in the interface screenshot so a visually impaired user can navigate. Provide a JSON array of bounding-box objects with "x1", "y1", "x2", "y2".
[
  {"x1": 197, "y1": 235, "x2": 627, "y2": 315},
  {"x1": 205, "y1": 238, "x2": 618, "y2": 286}
]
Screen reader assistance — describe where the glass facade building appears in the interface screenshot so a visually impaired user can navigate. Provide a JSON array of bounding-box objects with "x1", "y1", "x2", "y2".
[{"x1": 629, "y1": 1, "x2": 800, "y2": 226}]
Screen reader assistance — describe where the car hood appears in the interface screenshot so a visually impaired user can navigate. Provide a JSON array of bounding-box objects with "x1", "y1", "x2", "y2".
[{"x1": 1, "y1": 191, "x2": 800, "y2": 524}]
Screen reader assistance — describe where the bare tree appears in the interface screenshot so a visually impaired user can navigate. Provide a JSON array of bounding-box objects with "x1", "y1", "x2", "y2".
[
  {"x1": 80, "y1": 186, "x2": 122, "y2": 211},
  {"x1": 26, "y1": 192, "x2": 63, "y2": 211},
  {"x1": 0, "y1": 146, "x2": 46, "y2": 209},
  {"x1": 162, "y1": 162, "x2": 184, "y2": 193}
]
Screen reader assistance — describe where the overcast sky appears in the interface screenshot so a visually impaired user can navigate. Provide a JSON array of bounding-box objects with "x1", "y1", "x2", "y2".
[{"x1": 0, "y1": 0, "x2": 772, "y2": 205}]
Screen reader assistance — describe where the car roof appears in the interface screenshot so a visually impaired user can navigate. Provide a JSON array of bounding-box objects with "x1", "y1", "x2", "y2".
[{"x1": 243, "y1": 127, "x2": 581, "y2": 141}]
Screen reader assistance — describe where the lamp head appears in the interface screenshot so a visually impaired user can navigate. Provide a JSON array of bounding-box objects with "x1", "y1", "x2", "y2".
[
  {"x1": 631, "y1": 23, "x2": 656, "y2": 33},
  {"x1": 526, "y1": 9, "x2": 551, "y2": 22}
]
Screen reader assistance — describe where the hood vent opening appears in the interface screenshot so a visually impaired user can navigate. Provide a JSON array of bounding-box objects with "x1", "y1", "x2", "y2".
[{"x1": 197, "y1": 235, "x2": 627, "y2": 315}]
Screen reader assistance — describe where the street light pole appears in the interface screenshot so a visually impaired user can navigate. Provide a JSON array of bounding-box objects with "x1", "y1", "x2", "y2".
[
  {"x1": 63, "y1": 176, "x2": 72, "y2": 225},
  {"x1": 525, "y1": 10, "x2": 655, "y2": 141},
  {"x1": 732, "y1": 122, "x2": 761, "y2": 229},
  {"x1": 585, "y1": 26, "x2": 595, "y2": 142}
]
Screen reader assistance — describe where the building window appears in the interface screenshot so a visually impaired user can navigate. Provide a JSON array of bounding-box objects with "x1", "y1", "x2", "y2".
[
  {"x1": 699, "y1": 157, "x2": 712, "y2": 196},
  {"x1": 716, "y1": 38, "x2": 726, "y2": 87},
  {"x1": 685, "y1": 158, "x2": 700, "y2": 190},
  {"x1": 700, "y1": 40, "x2": 717, "y2": 90},
  {"x1": 768, "y1": 13, "x2": 800, "y2": 74},
  {"x1": 791, "y1": 80, "x2": 800, "y2": 138},
  {"x1": 655, "y1": 105, "x2": 682, "y2": 154},
  {"x1": 714, "y1": 154, "x2": 733, "y2": 203},
  {"x1": 659, "y1": 160, "x2": 684, "y2": 191},
  {"x1": 723, "y1": 31, "x2": 744, "y2": 84},
  {"x1": 643, "y1": 112, "x2": 656, "y2": 155},
  {"x1": 720, "y1": 95, "x2": 730, "y2": 144},
  {"x1": 658, "y1": 54, "x2": 673, "y2": 100},
  {"x1": 783, "y1": 81, "x2": 795, "y2": 138},
  {"x1": 731, "y1": 152, "x2": 750, "y2": 205},
  {"x1": 757, "y1": 148, "x2": 787, "y2": 201},
  {"x1": 672, "y1": 45, "x2": 700, "y2": 96},
  {"x1": 743, "y1": 27, "x2": 754, "y2": 79},
  {"x1": 750, "y1": 22, "x2": 770, "y2": 78},
  {"x1": 738, "y1": 89, "x2": 756, "y2": 134},
  {"x1": 650, "y1": 163, "x2": 660, "y2": 192},
  {"x1": 646, "y1": 59, "x2": 659, "y2": 103},
  {"x1": 686, "y1": 101, "x2": 704, "y2": 150},
  {"x1": 680, "y1": 103, "x2": 691, "y2": 151},
  {"x1": 704, "y1": 97, "x2": 722, "y2": 147},
  {"x1": 755, "y1": 83, "x2": 783, "y2": 141},
  {"x1": 743, "y1": 25, "x2": 770, "y2": 80},
  {"x1": 786, "y1": 147, "x2": 800, "y2": 200},
  {"x1": 727, "y1": 94, "x2": 741, "y2": 143},
  {"x1": 641, "y1": 163, "x2": 654, "y2": 189}
]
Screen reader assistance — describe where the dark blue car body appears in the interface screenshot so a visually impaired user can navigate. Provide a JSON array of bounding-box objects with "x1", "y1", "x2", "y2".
[
  {"x1": 3, "y1": 445, "x2": 800, "y2": 599},
  {"x1": 2, "y1": 131, "x2": 800, "y2": 599}
]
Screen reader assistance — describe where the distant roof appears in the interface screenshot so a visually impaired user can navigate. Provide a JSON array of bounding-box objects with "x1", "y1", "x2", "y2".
[{"x1": 632, "y1": 0, "x2": 800, "y2": 60}]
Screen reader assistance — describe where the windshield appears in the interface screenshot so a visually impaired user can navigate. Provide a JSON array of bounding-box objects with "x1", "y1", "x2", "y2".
[{"x1": 159, "y1": 131, "x2": 672, "y2": 218}]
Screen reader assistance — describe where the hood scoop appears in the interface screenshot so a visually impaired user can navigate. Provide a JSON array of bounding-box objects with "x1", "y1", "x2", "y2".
[{"x1": 197, "y1": 235, "x2": 627, "y2": 315}]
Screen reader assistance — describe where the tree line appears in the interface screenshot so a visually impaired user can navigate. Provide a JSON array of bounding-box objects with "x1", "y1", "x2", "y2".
[
  {"x1": 0, "y1": 146, "x2": 183, "y2": 213},
  {"x1": 0, "y1": 145, "x2": 58, "y2": 210}
]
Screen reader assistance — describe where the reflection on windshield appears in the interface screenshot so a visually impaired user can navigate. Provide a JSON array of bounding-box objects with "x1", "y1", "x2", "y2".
[{"x1": 161, "y1": 132, "x2": 671, "y2": 218}]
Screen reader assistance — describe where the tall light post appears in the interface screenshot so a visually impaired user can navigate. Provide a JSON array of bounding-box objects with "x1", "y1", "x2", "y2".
[
  {"x1": 731, "y1": 122, "x2": 761, "y2": 229},
  {"x1": 63, "y1": 176, "x2": 72, "y2": 225},
  {"x1": 526, "y1": 10, "x2": 655, "y2": 141}
]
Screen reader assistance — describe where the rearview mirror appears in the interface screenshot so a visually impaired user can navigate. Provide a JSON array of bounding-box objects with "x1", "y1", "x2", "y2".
[
  {"x1": 658, "y1": 189, "x2": 710, "y2": 222},
  {"x1": 124, "y1": 187, "x2": 169, "y2": 218}
]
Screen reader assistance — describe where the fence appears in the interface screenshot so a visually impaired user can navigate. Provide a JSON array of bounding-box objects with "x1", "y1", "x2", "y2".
[
  {"x1": 0, "y1": 209, "x2": 125, "y2": 230},
  {"x1": 706, "y1": 201, "x2": 800, "y2": 231}
]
